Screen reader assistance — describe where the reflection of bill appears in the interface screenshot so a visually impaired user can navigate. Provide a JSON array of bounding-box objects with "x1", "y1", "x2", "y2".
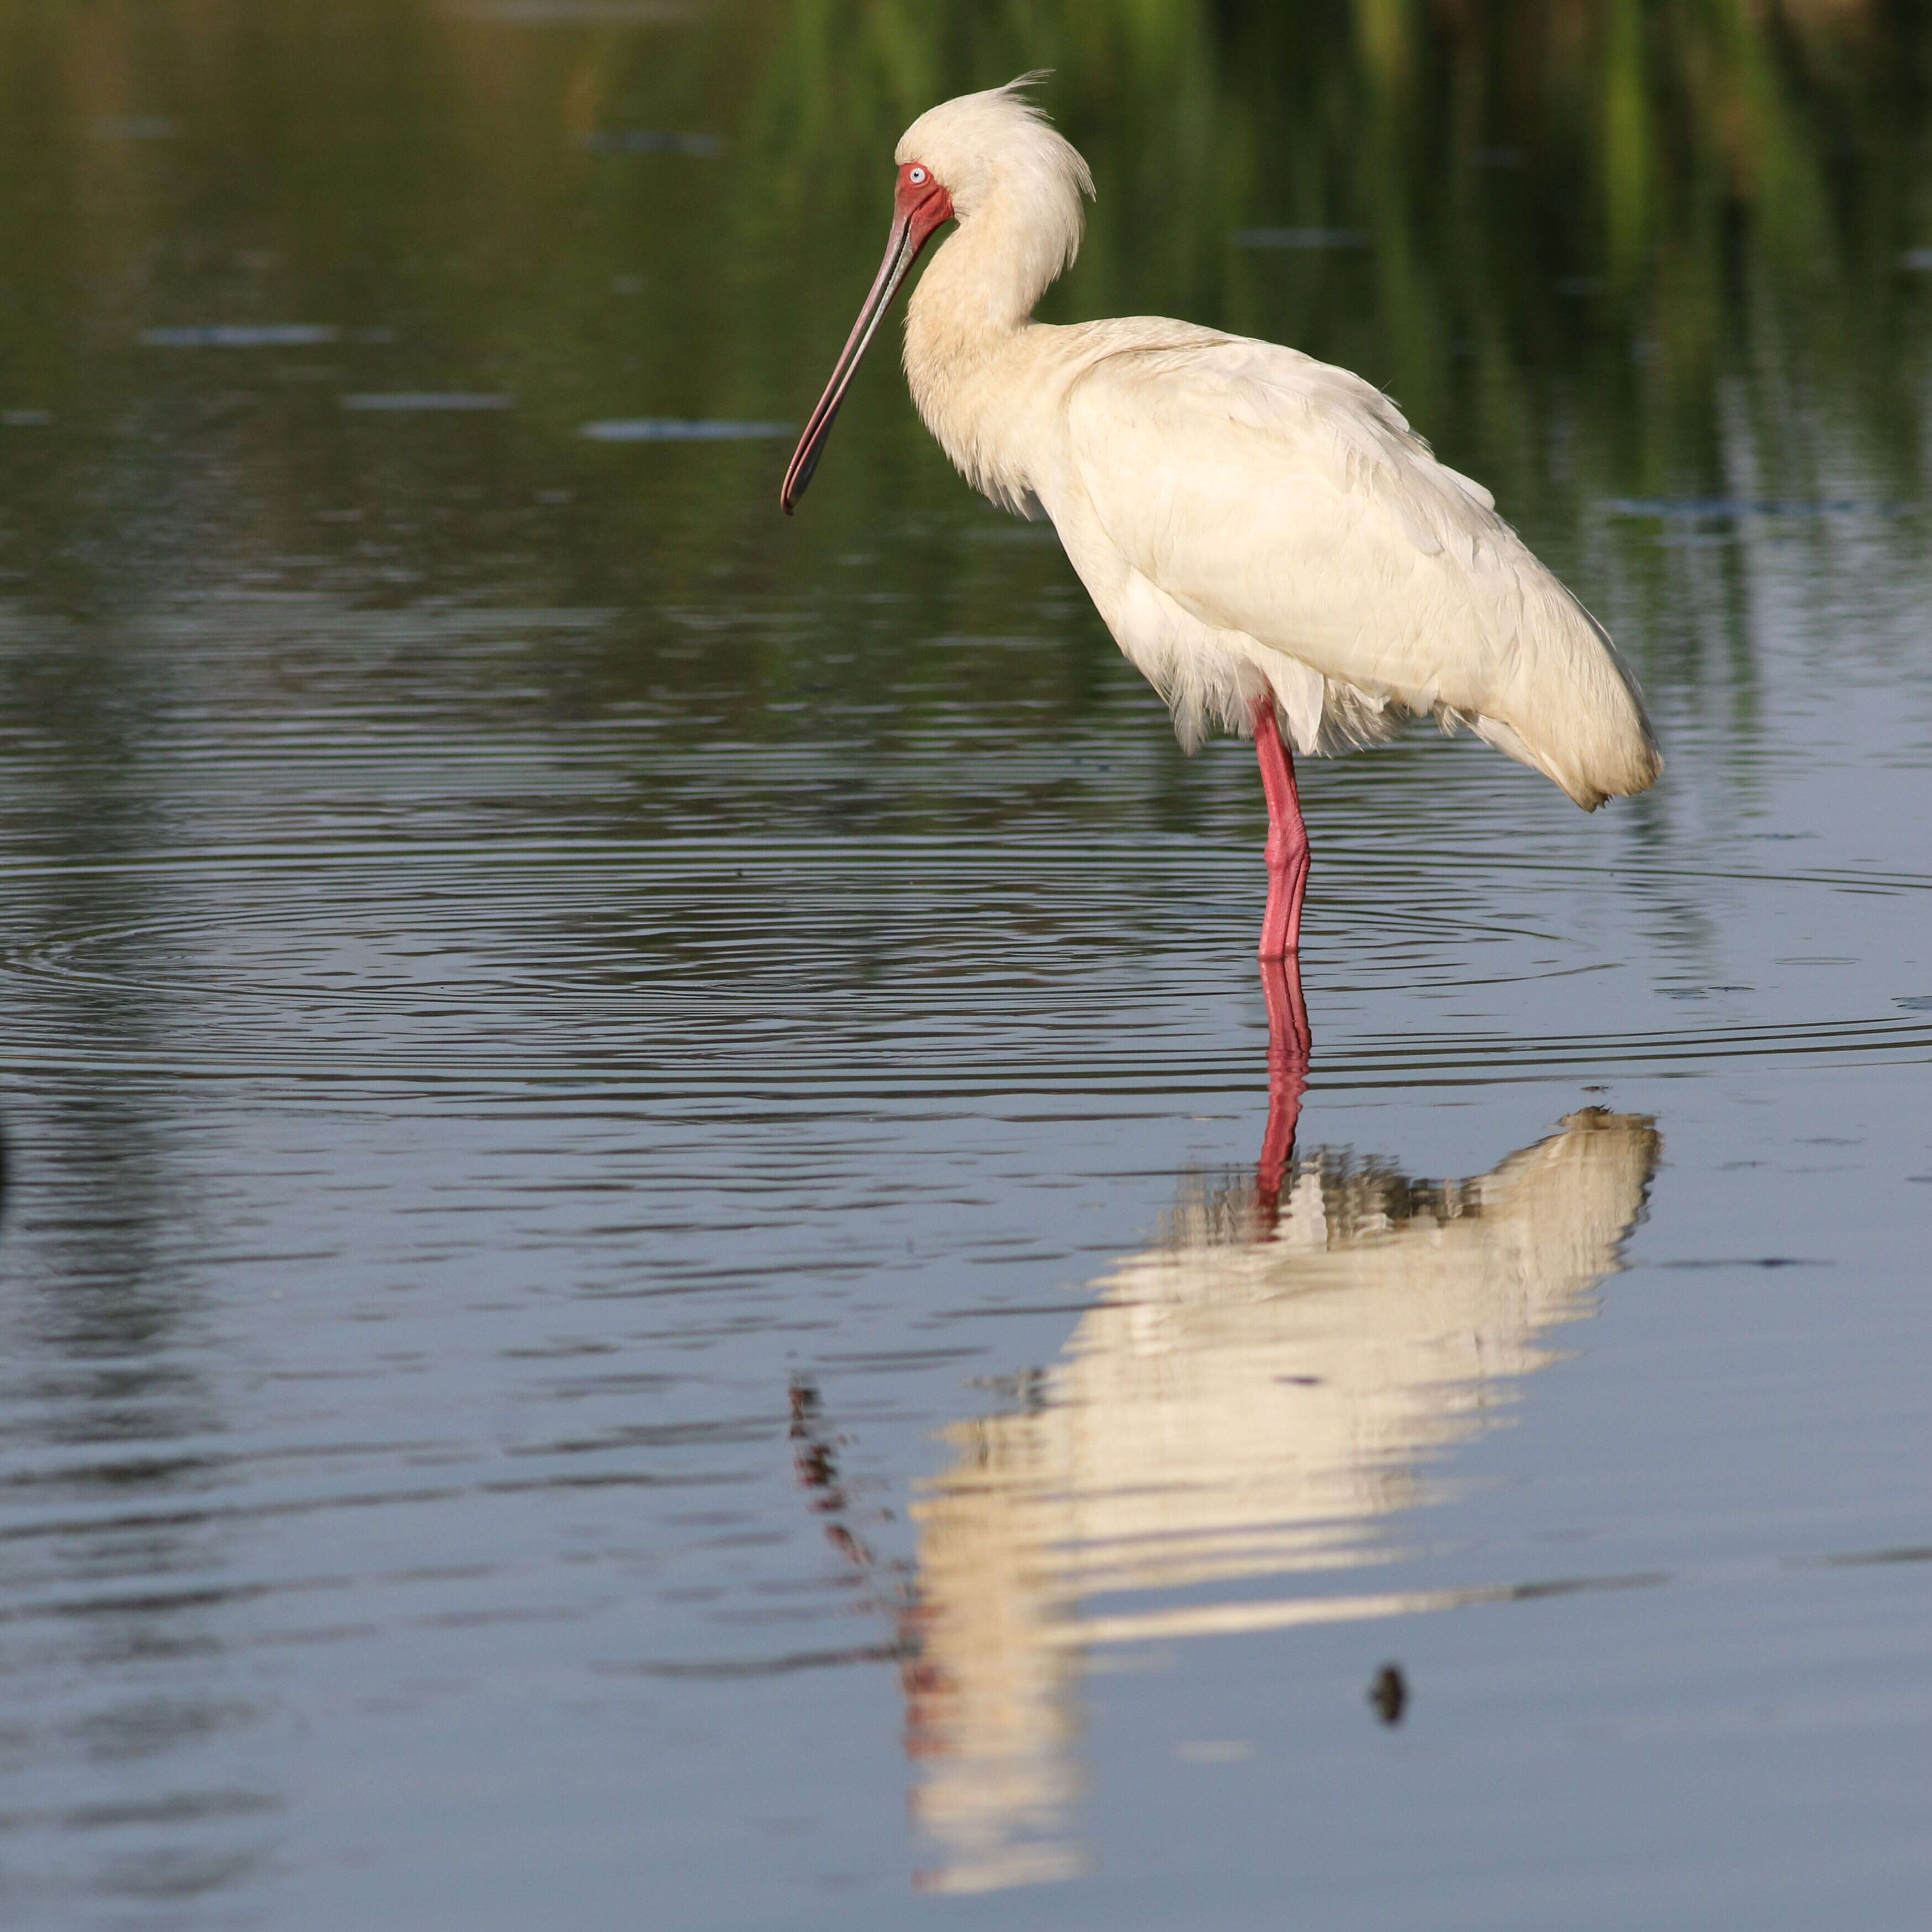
[{"x1": 896, "y1": 961, "x2": 1659, "y2": 1893}]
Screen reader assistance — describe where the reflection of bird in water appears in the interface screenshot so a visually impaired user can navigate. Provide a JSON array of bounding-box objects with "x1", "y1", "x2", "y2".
[
  {"x1": 808, "y1": 960, "x2": 1658, "y2": 1894},
  {"x1": 781, "y1": 80, "x2": 1660, "y2": 958}
]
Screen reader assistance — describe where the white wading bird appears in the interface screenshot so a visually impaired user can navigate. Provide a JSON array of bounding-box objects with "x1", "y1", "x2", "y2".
[{"x1": 781, "y1": 79, "x2": 1662, "y2": 957}]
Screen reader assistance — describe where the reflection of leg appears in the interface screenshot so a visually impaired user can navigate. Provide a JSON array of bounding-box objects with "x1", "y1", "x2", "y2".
[
  {"x1": 1255, "y1": 953, "x2": 1311, "y2": 1226},
  {"x1": 1250, "y1": 695, "x2": 1310, "y2": 961}
]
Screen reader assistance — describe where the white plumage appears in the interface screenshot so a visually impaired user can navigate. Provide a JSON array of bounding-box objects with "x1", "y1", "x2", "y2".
[{"x1": 783, "y1": 80, "x2": 1661, "y2": 948}]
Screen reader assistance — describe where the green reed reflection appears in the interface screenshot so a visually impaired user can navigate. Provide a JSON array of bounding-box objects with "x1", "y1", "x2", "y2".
[{"x1": 0, "y1": 0, "x2": 1924, "y2": 708}]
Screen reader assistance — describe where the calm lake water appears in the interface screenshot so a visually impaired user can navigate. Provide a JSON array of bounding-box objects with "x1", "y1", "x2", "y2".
[{"x1": 1, "y1": 4, "x2": 1929, "y2": 1927}]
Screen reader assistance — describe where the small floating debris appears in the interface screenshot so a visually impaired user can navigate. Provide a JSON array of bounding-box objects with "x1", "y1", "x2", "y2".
[
  {"x1": 341, "y1": 392, "x2": 515, "y2": 412},
  {"x1": 1, "y1": 410, "x2": 52, "y2": 428},
  {"x1": 578, "y1": 418, "x2": 790, "y2": 442},
  {"x1": 90, "y1": 115, "x2": 180, "y2": 141},
  {"x1": 578, "y1": 130, "x2": 722, "y2": 158},
  {"x1": 1603, "y1": 497, "x2": 1913, "y2": 520},
  {"x1": 1901, "y1": 248, "x2": 1932, "y2": 271},
  {"x1": 143, "y1": 324, "x2": 340, "y2": 347},
  {"x1": 1369, "y1": 1663, "x2": 1408, "y2": 1726},
  {"x1": 1233, "y1": 227, "x2": 1367, "y2": 251}
]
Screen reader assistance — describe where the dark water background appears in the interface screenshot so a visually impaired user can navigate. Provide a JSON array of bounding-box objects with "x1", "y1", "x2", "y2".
[{"x1": 1, "y1": 2, "x2": 1929, "y2": 1925}]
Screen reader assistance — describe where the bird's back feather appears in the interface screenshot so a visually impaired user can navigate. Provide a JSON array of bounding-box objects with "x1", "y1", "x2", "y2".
[{"x1": 1053, "y1": 331, "x2": 1660, "y2": 806}]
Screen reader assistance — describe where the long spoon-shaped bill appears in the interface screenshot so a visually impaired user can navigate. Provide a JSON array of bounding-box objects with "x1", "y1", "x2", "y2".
[{"x1": 781, "y1": 167, "x2": 953, "y2": 513}]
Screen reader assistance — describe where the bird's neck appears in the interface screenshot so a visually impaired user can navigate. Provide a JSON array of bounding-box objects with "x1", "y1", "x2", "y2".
[{"x1": 902, "y1": 201, "x2": 1060, "y2": 508}]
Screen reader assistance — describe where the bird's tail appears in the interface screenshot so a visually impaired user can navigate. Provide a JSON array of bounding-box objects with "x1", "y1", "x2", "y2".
[{"x1": 1471, "y1": 595, "x2": 1662, "y2": 811}]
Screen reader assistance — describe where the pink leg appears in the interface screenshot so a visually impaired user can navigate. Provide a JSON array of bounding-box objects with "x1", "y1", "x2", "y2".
[
  {"x1": 1254, "y1": 953, "x2": 1311, "y2": 1228},
  {"x1": 1250, "y1": 695, "x2": 1310, "y2": 960}
]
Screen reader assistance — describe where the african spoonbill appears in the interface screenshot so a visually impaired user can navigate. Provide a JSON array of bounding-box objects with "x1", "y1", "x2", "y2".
[{"x1": 781, "y1": 80, "x2": 1661, "y2": 957}]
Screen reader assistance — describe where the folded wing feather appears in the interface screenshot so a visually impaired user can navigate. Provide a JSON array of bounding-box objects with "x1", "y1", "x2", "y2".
[{"x1": 1061, "y1": 337, "x2": 1659, "y2": 807}]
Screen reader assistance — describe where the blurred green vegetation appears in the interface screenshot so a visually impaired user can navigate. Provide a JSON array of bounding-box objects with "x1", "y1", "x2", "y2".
[{"x1": 0, "y1": 0, "x2": 1924, "y2": 702}]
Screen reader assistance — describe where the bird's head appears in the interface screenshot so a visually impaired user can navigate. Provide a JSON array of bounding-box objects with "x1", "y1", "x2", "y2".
[
  {"x1": 893, "y1": 76, "x2": 1092, "y2": 233},
  {"x1": 780, "y1": 76, "x2": 1093, "y2": 514}
]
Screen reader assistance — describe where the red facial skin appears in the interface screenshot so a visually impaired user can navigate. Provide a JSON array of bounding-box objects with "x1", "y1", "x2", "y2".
[
  {"x1": 892, "y1": 160, "x2": 956, "y2": 247},
  {"x1": 780, "y1": 162, "x2": 955, "y2": 513}
]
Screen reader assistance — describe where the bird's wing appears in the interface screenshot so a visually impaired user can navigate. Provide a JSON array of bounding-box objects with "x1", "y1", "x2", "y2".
[
  {"x1": 1058, "y1": 333, "x2": 1659, "y2": 804},
  {"x1": 1060, "y1": 335, "x2": 1545, "y2": 718}
]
